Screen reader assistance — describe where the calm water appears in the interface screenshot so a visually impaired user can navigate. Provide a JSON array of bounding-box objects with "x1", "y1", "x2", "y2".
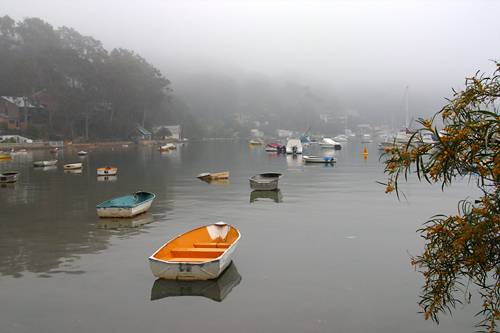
[{"x1": 0, "y1": 141, "x2": 478, "y2": 333}]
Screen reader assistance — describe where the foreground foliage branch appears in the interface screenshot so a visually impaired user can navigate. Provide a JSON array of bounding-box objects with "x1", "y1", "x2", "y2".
[{"x1": 382, "y1": 62, "x2": 500, "y2": 332}]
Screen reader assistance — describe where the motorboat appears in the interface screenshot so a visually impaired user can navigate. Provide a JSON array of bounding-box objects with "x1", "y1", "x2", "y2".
[
  {"x1": 319, "y1": 138, "x2": 342, "y2": 150},
  {"x1": 96, "y1": 191, "x2": 156, "y2": 218},
  {"x1": 264, "y1": 143, "x2": 285, "y2": 153},
  {"x1": 286, "y1": 139, "x2": 303, "y2": 155},
  {"x1": 149, "y1": 222, "x2": 241, "y2": 280},
  {"x1": 249, "y1": 172, "x2": 282, "y2": 191},
  {"x1": 77, "y1": 150, "x2": 88, "y2": 156}
]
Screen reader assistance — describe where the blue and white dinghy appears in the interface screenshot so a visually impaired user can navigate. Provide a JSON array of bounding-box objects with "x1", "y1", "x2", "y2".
[{"x1": 96, "y1": 191, "x2": 156, "y2": 217}]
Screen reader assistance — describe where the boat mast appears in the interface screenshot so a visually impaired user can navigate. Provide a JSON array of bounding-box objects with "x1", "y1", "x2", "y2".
[{"x1": 405, "y1": 85, "x2": 409, "y2": 129}]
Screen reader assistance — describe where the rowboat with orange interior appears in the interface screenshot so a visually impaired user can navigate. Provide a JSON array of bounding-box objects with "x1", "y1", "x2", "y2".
[
  {"x1": 149, "y1": 222, "x2": 241, "y2": 280},
  {"x1": 97, "y1": 166, "x2": 118, "y2": 176}
]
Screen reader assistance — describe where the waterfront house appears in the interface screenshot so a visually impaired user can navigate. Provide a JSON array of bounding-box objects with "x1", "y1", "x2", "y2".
[{"x1": 0, "y1": 96, "x2": 46, "y2": 131}]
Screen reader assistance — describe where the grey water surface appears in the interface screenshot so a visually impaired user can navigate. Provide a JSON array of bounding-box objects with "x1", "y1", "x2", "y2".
[{"x1": 0, "y1": 141, "x2": 478, "y2": 333}]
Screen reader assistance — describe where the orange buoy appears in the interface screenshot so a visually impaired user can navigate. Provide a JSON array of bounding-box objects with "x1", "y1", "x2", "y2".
[{"x1": 363, "y1": 145, "x2": 368, "y2": 159}]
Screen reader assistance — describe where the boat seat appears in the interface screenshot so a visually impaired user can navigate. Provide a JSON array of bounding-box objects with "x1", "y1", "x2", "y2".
[
  {"x1": 193, "y1": 242, "x2": 231, "y2": 249},
  {"x1": 166, "y1": 257, "x2": 214, "y2": 262},
  {"x1": 171, "y1": 248, "x2": 225, "y2": 258}
]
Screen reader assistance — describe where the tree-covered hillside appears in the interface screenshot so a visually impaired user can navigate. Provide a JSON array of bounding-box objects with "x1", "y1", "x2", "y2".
[{"x1": 0, "y1": 16, "x2": 199, "y2": 140}]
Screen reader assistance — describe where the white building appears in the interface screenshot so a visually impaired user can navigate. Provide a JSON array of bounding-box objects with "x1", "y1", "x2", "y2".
[
  {"x1": 153, "y1": 125, "x2": 182, "y2": 140},
  {"x1": 277, "y1": 129, "x2": 293, "y2": 138},
  {"x1": 0, "y1": 135, "x2": 33, "y2": 143}
]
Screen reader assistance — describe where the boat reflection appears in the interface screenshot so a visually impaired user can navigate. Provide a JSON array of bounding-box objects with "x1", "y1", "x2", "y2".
[
  {"x1": 150, "y1": 263, "x2": 241, "y2": 303},
  {"x1": 250, "y1": 189, "x2": 283, "y2": 203},
  {"x1": 64, "y1": 169, "x2": 82, "y2": 174},
  {"x1": 199, "y1": 178, "x2": 229, "y2": 185},
  {"x1": 96, "y1": 212, "x2": 154, "y2": 229},
  {"x1": 0, "y1": 182, "x2": 16, "y2": 189},
  {"x1": 34, "y1": 165, "x2": 58, "y2": 171},
  {"x1": 286, "y1": 154, "x2": 302, "y2": 168},
  {"x1": 97, "y1": 175, "x2": 118, "y2": 182}
]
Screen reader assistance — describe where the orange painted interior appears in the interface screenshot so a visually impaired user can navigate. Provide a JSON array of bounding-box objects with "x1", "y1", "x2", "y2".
[
  {"x1": 97, "y1": 167, "x2": 117, "y2": 171},
  {"x1": 153, "y1": 225, "x2": 239, "y2": 262}
]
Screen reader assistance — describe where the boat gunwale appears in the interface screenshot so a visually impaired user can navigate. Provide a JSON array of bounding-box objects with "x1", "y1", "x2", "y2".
[
  {"x1": 248, "y1": 172, "x2": 282, "y2": 183},
  {"x1": 148, "y1": 223, "x2": 241, "y2": 265},
  {"x1": 96, "y1": 191, "x2": 156, "y2": 209}
]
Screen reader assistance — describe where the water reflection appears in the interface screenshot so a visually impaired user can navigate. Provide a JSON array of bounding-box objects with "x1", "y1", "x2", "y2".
[
  {"x1": 97, "y1": 175, "x2": 117, "y2": 182},
  {"x1": 34, "y1": 165, "x2": 58, "y2": 172},
  {"x1": 199, "y1": 178, "x2": 230, "y2": 185},
  {"x1": 64, "y1": 169, "x2": 82, "y2": 174},
  {"x1": 250, "y1": 189, "x2": 283, "y2": 203},
  {"x1": 0, "y1": 182, "x2": 16, "y2": 189},
  {"x1": 150, "y1": 263, "x2": 241, "y2": 302},
  {"x1": 96, "y1": 212, "x2": 154, "y2": 229}
]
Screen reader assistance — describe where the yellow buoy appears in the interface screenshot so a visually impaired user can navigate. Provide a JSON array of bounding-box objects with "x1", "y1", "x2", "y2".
[{"x1": 363, "y1": 145, "x2": 368, "y2": 159}]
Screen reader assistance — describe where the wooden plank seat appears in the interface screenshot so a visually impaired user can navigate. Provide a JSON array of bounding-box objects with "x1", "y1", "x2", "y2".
[
  {"x1": 171, "y1": 248, "x2": 225, "y2": 258},
  {"x1": 193, "y1": 242, "x2": 231, "y2": 249},
  {"x1": 167, "y1": 257, "x2": 214, "y2": 262}
]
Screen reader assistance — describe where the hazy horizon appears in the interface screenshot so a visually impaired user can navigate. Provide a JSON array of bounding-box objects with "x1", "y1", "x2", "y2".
[{"x1": 1, "y1": 0, "x2": 499, "y2": 122}]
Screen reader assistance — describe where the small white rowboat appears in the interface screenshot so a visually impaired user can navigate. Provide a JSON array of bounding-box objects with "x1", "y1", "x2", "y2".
[
  {"x1": 149, "y1": 222, "x2": 240, "y2": 280},
  {"x1": 64, "y1": 163, "x2": 83, "y2": 170},
  {"x1": 0, "y1": 171, "x2": 19, "y2": 183},
  {"x1": 302, "y1": 155, "x2": 336, "y2": 164},
  {"x1": 33, "y1": 160, "x2": 58, "y2": 167}
]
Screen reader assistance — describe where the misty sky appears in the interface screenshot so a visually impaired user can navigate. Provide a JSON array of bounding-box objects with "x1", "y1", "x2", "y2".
[{"x1": 1, "y1": 0, "x2": 499, "y2": 120}]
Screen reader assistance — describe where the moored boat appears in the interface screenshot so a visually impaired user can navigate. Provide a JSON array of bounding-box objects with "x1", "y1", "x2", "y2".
[
  {"x1": 333, "y1": 134, "x2": 348, "y2": 142},
  {"x1": 33, "y1": 160, "x2": 58, "y2": 167},
  {"x1": 64, "y1": 163, "x2": 83, "y2": 170},
  {"x1": 319, "y1": 138, "x2": 342, "y2": 150},
  {"x1": 159, "y1": 143, "x2": 176, "y2": 151},
  {"x1": 264, "y1": 143, "x2": 285, "y2": 153},
  {"x1": 0, "y1": 171, "x2": 19, "y2": 183},
  {"x1": 0, "y1": 152, "x2": 11, "y2": 160},
  {"x1": 249, "y1": 172, "x2": 282, "y2": 190},
  {"x1": 96, "y1": 191, "x2": 156, "y2": 218},
  {"x1": 149, "y1": 222, "x2": 241, "y2": 280},
  {"x1": 361, "y1": 134, "x2": 373, "y2": 143},
  {"x1": 77, "y1": 150, "x2": 88, "y2": 156},
  {"x1": 302, "y1": 155, "x2": 336, "y2": 164},
  {"x1": 286, "y1": 139, "x2": 303, "y2": 155},
  {"x1": 248, "y1": 139, "x2": 264, "y2": 145},
  {"x1": 197, "y1": 171, "x2": 229, "y2": 181},
  {"x1": 97, "y1": 166, "x2": 118, "y2": 176}
]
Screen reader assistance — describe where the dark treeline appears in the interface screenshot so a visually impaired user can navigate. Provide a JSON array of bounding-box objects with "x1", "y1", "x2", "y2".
[{"x1": 0, "y1": 16, "x2": 200, "y2": 140}]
